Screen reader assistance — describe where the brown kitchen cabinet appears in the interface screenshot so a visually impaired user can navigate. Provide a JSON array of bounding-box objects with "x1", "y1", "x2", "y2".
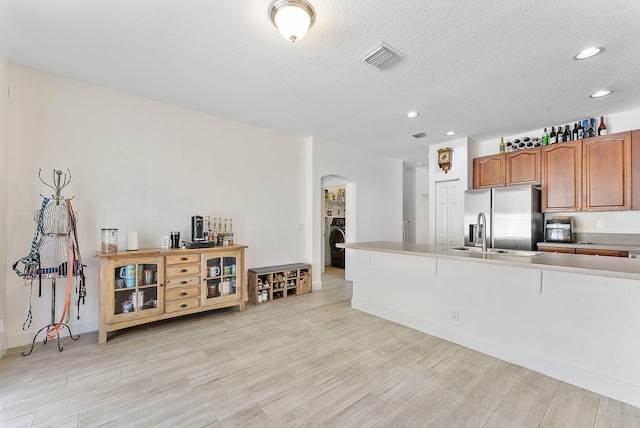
[
  {"x1": 473, "y1": 153, "x2": 505, "y2": 188},
  {"x1": 538, "y1": 247, "x2": 628, "y2": 257},
  {"x1": 538, "y1": 246, "x2": 576, "y2": 254},
  {"x1": 541, "y1": 140, "x2": 582, "y2": 212},
  {"x1": 473, "y1": 147, "x2": 540, "y2": 189},
  {"x1": 542, "y1": 132, "x2": 632, "y2": 212},
  {"x1": 582, "y1": 132, "x2": 632, "y2": 211},
  {"x1": 97, "y1": 245, "x2": 246, "y2": 344},
  {"x1": 506, "y1": 147, "x2": 541, "y2": 186}
]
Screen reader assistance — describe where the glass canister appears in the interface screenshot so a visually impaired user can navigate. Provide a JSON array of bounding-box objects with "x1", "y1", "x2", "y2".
[{"x1": 101, "y1": 228, "x2": 118, "y2": 254}]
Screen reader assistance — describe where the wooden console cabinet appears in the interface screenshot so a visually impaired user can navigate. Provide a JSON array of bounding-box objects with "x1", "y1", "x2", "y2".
[
  {"x1": 248, "y1": 263, "x2": 311, "y2": 304},
  {"x1": 96, "y1": 245, "x2": 246, "y2": 343}
]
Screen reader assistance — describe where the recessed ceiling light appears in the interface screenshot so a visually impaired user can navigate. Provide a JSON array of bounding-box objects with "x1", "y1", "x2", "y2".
[
  {"x1": 590, "y1": 90, "x2": 613, "y2": 98},
  {"x1": 445, "y1": 131, "x2": 456, "y2": 136},
  {"x1": 406, "y1": 112, "x2": 419, "y2": 118},
  {"x1": 573, "y1": 47, "x2": 604, "y2": 60}
]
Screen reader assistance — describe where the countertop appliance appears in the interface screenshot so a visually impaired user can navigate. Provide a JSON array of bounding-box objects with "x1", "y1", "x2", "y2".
[
  {"x1": 192, "y1": 215, "x2": 204, "y2": 242},
  {"x1": 464, "y1": 185, "x2": 543, "y2": 251},
  {"x1": 545, "y1": 218, "x2": 573, "y2": 243}
]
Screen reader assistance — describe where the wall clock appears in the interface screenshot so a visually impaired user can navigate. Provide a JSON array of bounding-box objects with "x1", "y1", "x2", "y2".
[{"x1": 437, "y1": 147, "x2": 452, "y2": 173}]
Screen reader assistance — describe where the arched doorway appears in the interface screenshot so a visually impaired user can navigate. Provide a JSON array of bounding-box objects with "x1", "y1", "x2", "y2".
[{"x1": 321, "y1": 175, "x2": 355, "y2": 280}]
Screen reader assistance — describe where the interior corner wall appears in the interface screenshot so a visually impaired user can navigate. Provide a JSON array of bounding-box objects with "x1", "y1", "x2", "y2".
[
  {"x1": 5, "y1": 65, "x2": 307, "y2": 348},
  {"x1": 0, "y1": 52, "x2": 8, "y2": 357},
  {"x1": 311, "y1": 137, "x2": 403, "y2": 285}
]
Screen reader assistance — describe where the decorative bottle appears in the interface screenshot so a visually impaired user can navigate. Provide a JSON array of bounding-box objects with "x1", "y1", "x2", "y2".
[{"x1": 598, "y1": 116, "x2": 608, "y2": 135}]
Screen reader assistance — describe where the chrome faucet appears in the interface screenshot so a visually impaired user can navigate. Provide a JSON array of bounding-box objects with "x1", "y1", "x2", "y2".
[{"x1": 476, "y1": 212, "x2": 487, "y2": 252}]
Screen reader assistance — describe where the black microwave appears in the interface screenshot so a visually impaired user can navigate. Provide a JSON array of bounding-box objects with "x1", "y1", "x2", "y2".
[{"x1": 545, "y1": 219, "x2": 573, "y2": 243}]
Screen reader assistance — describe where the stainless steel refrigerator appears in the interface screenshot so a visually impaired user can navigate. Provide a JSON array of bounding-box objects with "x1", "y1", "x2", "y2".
[{"x1": 464, "y1": 185, "x2": 543, "y2": 250}]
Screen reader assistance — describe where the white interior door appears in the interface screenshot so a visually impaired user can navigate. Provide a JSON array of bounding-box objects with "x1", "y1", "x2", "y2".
[{"x1": 435, "y1": 180, "x2": 462, "y2": 246}]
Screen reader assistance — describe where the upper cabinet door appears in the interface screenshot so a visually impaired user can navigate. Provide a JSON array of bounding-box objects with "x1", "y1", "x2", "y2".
[
  {"x1": 506, "y1": 147, "x2": 541, "y2": 186},
  {"x1": 542, "y1": 141, "x2": 582, "y2": 212},
  {"x1": 583, "y1": 132, "x2": 632, "y2": 211},
  {"x1": 473, "y1": 154, "x2": 505, "y2": 189}
]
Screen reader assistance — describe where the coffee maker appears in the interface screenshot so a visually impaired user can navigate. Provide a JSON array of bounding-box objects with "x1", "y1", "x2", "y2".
[{"x1": 191, "y1": 216, "x2": 204, "y2": 242}]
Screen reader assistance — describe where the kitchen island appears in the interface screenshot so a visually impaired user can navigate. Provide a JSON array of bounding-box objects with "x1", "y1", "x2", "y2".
[{"x1": 340, "y1": 241, "x2": 640, "y2": 407}]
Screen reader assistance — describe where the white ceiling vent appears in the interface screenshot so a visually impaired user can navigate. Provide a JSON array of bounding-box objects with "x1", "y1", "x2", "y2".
[{"x1": 359, "y1": 42, "x2": 404, "y2": 70}]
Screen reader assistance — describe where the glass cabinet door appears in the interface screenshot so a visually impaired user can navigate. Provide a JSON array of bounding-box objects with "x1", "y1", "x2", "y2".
[
  {"x1": 203, "y1": 253, "x2": 238, "y2": 305},
  {"x1": 109, "y1": 257, "x2": 163, "y2": 322}
]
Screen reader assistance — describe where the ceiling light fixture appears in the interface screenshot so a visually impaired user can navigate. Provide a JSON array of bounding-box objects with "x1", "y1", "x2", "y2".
[
  {"x1": 573, "y1": 47, "x2": 604, "y2": 60},
  {"x1": 445, "y1": 131, "x2": 456, "y2": 136},
  {"x1": 269, "y1": 0, "x2": 316, "y2": 42},
  {"x1": 590, "y1": 90, "x2": 613, "y2": 98},
  {"x1": 406, "y1": 112, "x2": 419, "y2": 118}
]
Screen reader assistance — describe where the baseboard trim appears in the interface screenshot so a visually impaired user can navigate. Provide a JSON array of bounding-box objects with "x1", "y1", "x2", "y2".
[
  {"x1": 8, "y1": 319, "x2": 98, "y2": 349},
  {"x1": 352, "y1": 297, "x2": 640, "y2": 408}
]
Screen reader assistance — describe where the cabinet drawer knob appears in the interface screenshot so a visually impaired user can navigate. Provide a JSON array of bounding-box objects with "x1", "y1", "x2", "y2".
[
  {"x1": 180, "y1": 257, "x2": 188, "y2": 261},
  {"x1": 180, "y1": 269, "x2": 188, "y2": 273},
  {"x1": 180, "y1": 280, "x2": 188, "y2": 285},
  {"x1": 180, "y1": 291, "x2": 187, "y2": 296},
  {"x1": 180, "y1": 304, "x2": 187, "y2": 308}
]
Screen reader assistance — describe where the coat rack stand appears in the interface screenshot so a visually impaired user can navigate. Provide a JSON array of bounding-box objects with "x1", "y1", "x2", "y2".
[{"x1": 20, "y1": 170, "x2": 82, "y2": 356}]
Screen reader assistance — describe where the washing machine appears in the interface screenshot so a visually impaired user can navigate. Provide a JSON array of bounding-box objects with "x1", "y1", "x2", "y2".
[{"x1": 329, "y1": 217, "x2": 346, "y2": 269}]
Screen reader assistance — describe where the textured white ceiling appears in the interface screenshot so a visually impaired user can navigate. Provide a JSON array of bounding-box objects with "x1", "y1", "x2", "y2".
[{"x1": 1, "y1": 0, "x2": 639, "y2": 165}]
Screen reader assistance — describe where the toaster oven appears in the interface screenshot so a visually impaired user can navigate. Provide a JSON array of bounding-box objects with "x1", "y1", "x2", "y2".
[{"x1": 545, "y1": 219, "x2": 573, "y2": 243}]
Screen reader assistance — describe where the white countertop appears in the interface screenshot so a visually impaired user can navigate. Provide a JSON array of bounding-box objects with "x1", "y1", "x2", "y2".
[{"x1": 339, "y1": 241, "x2": 640, "y2": 281}]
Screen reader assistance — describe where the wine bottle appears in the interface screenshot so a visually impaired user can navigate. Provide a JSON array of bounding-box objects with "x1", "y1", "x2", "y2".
[
  {"x1": 598, "y1": 116, "x2": 608, "y2": 135},
  {"x1": 573, "y1": 123, "x2": 579, "y2": 140},
  {"x1": 229, "y1": 219, "x2": 234, "y2": 245},
  {"x1": 584, "y1": 119, "x2": 592, "y2": 138},
  {"x1": 550, "y1": 126, "x2": 556, "y2": 144},
  {"x1": 557, "y1": 126, "x2": 564, "y2": 143},
  {"x1": 542, "y1": 128, "x2": 549, "y2": 146},
  {"x1": 223, "y1": 219, "x2": 229, "y2": 246},
  {"x1": 499, "y1": 137, "x2": 505, "y2": 154},
  {"x1": 217, "y1": 218, "x2": 223, "y2": 245},
  {"x1": 563, "y1": 125, "x2": 571, "y2": 142},
  {"x1": 577, "y1": 121, "x2": 584, "y2": 139},
  {"x1": 212, "y1": 218, "x2": 218, "y2": 244}
]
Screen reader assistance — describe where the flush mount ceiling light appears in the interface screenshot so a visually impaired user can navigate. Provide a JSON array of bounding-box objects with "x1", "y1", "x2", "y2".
[
  {"x1": 445, "y1": 131, "x2": 456, "y2": 136},
  {"x1": 590, "y1": 89, "x2": 613, "y2": 98},
  {"x1": 269, "y1": 0, "x2": 316, "y2": 42},
  {"x1": 406, "y1": 112, "x2": 420, "y2": 118},
  {"x1": 573, "y1": 47, "x2": 604, "y2": 60}
]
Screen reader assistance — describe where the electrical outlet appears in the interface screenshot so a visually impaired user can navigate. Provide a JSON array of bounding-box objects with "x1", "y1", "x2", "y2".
[
  {"x1": 597, "y1": 220, "x2": 604, "y2": 228},
  {"x1": 0, "y1": 319, "x2": 4, "y2": 333},
  {"x1": 450, "y1": 309, "x2": 459, "y2": 322},
  {"x1": 151, "y1": 212, "x2": 159, "y2": 222}
]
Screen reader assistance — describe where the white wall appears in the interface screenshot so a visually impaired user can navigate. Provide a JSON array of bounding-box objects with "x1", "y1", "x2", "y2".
[
  {"x1": 415, "y1": 167, "x2": 429, "y2": 244},
  {"x1": 5, "y1": 65, "x2": 308, "y2": 347},
  {"x1": 402, "y1": 166, "x2": 416, "y2": 242},
  {"x1": 474, "y1": 108, "x2": 640, "y2": 235},
  {"x1": 0, "y1": 53, "x2": 8, "y2": 357},
  {"x1": 428, "y1": 138, "x2": 471, "y2": 244},
  {"x1": 310, "y1": 137, "x2": 403, "y2": 285}
]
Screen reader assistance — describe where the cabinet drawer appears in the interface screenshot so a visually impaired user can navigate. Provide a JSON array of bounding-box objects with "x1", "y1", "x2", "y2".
[
  {"x1": 166, "y1": 275, "x2": 200, "y2": 289},
  {"x1": 166, "y1": 263, "x2": 200, "y2": 277},
  {"x1": 166, "y1": 254, "x2": 201, "y2": 265},
  {"x1": 166, "y1": 286, "x2": 200, "y2": 301},
  {"x1": 165, "y1": 298, "x2": 200, "y2": 313},
  {"x1": 576, "y1": 248, "x2": 622, "y2": 257}
]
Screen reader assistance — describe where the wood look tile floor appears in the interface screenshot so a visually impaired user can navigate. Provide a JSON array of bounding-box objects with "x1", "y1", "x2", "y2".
[{"x1": 1, "y1": 266, "x2": 639, "y2": 427}]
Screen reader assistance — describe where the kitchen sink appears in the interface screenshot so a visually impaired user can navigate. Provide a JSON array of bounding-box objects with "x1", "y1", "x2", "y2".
[{"x1": 448, "y1": 247, "x2": 543, "y2": 257}]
